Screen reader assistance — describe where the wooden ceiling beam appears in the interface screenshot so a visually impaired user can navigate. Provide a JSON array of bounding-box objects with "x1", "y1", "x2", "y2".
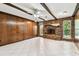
[
  {"x1": 72, "y1": 3, "x2": 79, "y2": 17},
  {"x1": 40, "y1": 3, "x2": 58, "y2": 20}
]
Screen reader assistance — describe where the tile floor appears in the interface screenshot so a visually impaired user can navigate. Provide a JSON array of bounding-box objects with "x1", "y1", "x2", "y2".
[{"x1": 0, "y1": 37, "x2": 79, "y2": 56}]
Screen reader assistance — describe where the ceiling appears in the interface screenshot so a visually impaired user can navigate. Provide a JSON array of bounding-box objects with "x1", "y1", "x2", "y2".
[{"x1": 0, "y1": 3, "x2": 77, "y2": 22}]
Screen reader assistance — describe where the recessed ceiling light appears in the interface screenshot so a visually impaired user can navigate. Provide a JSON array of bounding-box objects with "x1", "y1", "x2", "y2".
[
  {"x1": 33, "y1": 14, "x2": 40, "y2": 18},
  {"x1": 58, "y1": 11, "x2": 68, "y2": 16},
  {"x1": 63, "y1": 11, "x2": 67, "y2": 13},
  {"x1": 33, "y1": 10, "x2": 41, "y2": 18}
]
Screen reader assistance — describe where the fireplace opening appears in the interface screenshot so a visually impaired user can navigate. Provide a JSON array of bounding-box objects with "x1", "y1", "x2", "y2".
[
  {"x1": 47, "y1": 28, "x2": 55, "y2": 34},
  {"x1": 46, "y1": 25, "x2": 55, "y2": 34}
]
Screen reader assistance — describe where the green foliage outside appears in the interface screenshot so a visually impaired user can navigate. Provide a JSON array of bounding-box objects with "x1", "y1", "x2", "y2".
[{"x1": 63, "y1": 20, "x2": 71, "y2": 35}]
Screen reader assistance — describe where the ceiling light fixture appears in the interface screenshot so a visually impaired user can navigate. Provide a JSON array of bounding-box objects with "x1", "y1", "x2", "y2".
[
  {"x1": 58, "y1": 11, "x2": 68, "y2": 16},
  {"x1": 63, "y1": 11, "x2": 67, "y2": 13},
  {"x1": 33, "y1": 9, "x2": 40, "y2": 17},
  {"x1": 33, "y1": 9, "x2": 42, "y2": 22}
]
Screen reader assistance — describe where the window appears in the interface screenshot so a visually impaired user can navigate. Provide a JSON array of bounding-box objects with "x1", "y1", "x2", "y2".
[
  {"x1": 63, "y1": 20, "x2": 71, "y2": 39},
  {"x1": 75, "y1": 19, "x2": 79, "y2": 39}
]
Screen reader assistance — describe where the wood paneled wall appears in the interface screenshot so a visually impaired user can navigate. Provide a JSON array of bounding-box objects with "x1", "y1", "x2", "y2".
[{"x1": 0, "y1": 12, "x2": 37, "y2": 46}]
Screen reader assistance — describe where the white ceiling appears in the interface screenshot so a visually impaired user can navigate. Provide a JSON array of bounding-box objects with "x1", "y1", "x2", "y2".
[
  {"x1": 0, "y1": 3, "x2": 41, "y2": 21},
  {"x1": 46, "y1": 3, "x2": 77, "y2": 18},
  {"x1": 12, "y1": 3, "x2": 54, "y2": 20},
  {"x1": 0, "y1": 3, "x2": 77, "y2": 22}
]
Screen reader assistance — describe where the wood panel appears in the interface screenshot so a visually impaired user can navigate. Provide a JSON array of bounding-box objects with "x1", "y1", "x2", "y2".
[
  {"x1": 32, "y1": 22, "x2": 37, "y2": 36},
  {"x1": 0, "y1": 13, "x2": 8, "y2": 45},
  {"x1": 16, "y1": 17, "x2": 24, "y2": 41},
  {"x1": 0, "y1": 12, "x2": 37, "y2": 46},
  {"x1": 6, "y1": 15, "x2": 16, "y2": 43}
]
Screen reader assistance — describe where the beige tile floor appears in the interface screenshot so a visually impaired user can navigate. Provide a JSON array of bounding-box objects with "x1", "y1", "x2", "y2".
[{"x1": 0, "y1": 37, "x2": 79, "y2": 56}]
